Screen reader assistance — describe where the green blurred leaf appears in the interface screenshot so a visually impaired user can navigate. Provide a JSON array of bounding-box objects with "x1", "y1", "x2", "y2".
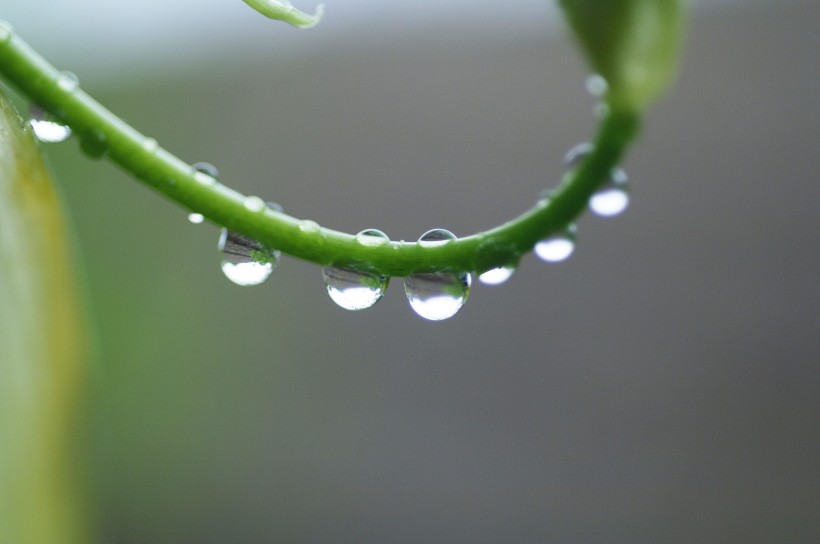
[
  {"x1": 560, "y1": 0, "x2": 686, "y2": 111},
  {"x1": 0, "y1": 91, "x2": 90, "y2": 543}
]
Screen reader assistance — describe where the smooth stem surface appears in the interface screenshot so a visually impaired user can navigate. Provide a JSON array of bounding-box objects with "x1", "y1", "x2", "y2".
[{"x1": 0, "y1": 21, "x2": 640, "y2": 276}]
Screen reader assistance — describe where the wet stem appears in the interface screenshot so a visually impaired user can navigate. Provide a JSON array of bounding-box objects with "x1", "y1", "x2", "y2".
[{"x1": 0, "y1": 24, "x2": 640, "y2": 277}]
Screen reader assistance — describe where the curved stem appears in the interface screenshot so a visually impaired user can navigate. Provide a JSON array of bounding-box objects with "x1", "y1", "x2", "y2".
[{"x1": 0, "y1": 22, "x2": 640, "y2": 277}]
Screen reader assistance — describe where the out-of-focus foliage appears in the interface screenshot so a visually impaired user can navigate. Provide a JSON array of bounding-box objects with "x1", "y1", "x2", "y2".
[{"x1": 0, "y1": 90, "x2": 89, "y2": 544}]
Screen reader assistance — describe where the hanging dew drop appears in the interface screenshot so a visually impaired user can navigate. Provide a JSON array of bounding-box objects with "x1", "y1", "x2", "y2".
[
  {"x1": 404, "y1": 229, "x2": 470, "y2": 321},
  {"x1": 28, "y1": 104, "x2": 71, "y2": 143},
  {"x1": 478, "y1": 266, "x2": 515, "y2": 286},
  {"x1": 355, "y1": 229, "x2": 390, "y2": 247},
  {"x1": 218, "y1": 228, "x2": 279, "y2": 286},
  {"x1": 187, "y1": 213, "x2": 205, "y2": 224},
  {"x1": 535, "y1": 225, "x2": 576, "y2": 263},
  {"x1": 589, "y1": 168, "x2": 630, "y2": 217},
  {"x1": 323, "y1": 266, "x2": 388, "y2": 311},
  {"x1": 404, "y1": 272, "x2": 471, "y2": 321}
]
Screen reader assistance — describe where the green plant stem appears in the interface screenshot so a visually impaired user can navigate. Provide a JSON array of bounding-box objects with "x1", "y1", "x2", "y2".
[{"x1": 0, "y1": 22, "x2": 640, "y2": 276}]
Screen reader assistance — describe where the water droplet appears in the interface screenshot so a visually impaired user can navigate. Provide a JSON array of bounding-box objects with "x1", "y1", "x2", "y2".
[
  {"x1": 192, "y1": 161, "x2": 219, "y2": 179},
  {"x1": 535, "y1": 225, "x2": 576, "y2": 263},
  {"x1": 28, "y1": 104, "x2": 71, "y2": 143},
  {"x1": 192, "y1": 162, "x2": 219, "y2": 185},
  {"x1": 0, "y1": 21, "x2": 14, "y2": 44},
  {"x1": 478, "y1": 266, "x2": 515, "y2": 286},
  {"x1": 589, "y1": 168, "x2": 629, "y2": 217},
  {"x1": 299, "y1": 219, "x2": 321, "y2": 234},
  {"x1": 355, "y1": 229, "x2": 390, "y2": 247},
  {"x1": 218, "y1": 228, "x2": 279, "y2": 286},
  {"x1": 584, "y1": 74, "x2": 609, "y2": 99},
  {"x1": 563, "y1": 142, "x2": 594, "y2": 168},
  {"x1": 404, "y1": 229, "x2": 469, "y2": 320},
  {"x1": 188, "y1": 213, "x2": 205, "y2": 224},
  {"x1": 56, "y1": 71, "x2": 79, "y2": 92},
  {"x1": 142, "y1": 137, "x2": 158, "y2": 153},
  {"x1": 404, "y1": 271, "x2": 471, "y2": 321},
  {"x1": 418, "y1": 228, "x2": 456, "y2": 248},
  {"x1": 243, "y1": 195, "x2": 266, "y2": 212},
  {"x1": 323, "y1": 266, "x2": 388, "y2": 311},
  {"x1": 79, "y1": 128, "x2": 108, "y2": 158}
]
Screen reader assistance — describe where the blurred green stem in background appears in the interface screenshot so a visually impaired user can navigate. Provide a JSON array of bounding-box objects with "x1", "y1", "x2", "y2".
[
  {"x1": 0, "y1": 0, "x2": 685, "y2": 277},
  {"x1": 242, "y1": 0, "x2": 325, "y2": 29},
  {"x1": 0, "y1": 90, "x2": 90, "y2": 544}
]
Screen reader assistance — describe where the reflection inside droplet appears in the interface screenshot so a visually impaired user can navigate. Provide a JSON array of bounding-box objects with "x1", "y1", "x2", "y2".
[
  {"x1": 355, "y1": 228, "x2": 390, "y2": 247},
  {"x1": 590, "y1": 168, "x2": 630, "y2": 217},
  {"x1": 404, "y1": 271, "x2": 471, "y2": 321},
  {"x1": 323, "y1": 266, "x2": 388, "y2": 311},
  {"x1": 535, "y1": 225, "x2": 576, "y2": 263},
  {"x1": 478, "y1": 266, "x2": 515, "y2": 286},
  {"x1": 218, "y1": 228, "x2": 279, "y2": 286},
  {"x1": 28, "y1": 104, "x2": 71, "y2": 143}
]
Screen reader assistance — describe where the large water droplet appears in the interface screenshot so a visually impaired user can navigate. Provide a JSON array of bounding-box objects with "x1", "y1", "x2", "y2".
[
  {"x1": 28, "y1": 104, "x2": 71, "y2": 143},
  {"x1": 404, "y1": 271, "x2": 471, "y2": 321},
  {"x1": 589, "y1": 168, "x2": 630, "y2": 217},
  {"x1": 535, "y1": 225, "x2": 576, "y2": 263},
  {"x1": 355, "y1": 229, "x2": 390, "y2": 247},
  {"x1": 478, "y1": 266, "x2": 515, "y2": 286},
  {"x1": 404, "y1": 229, "x2": 469, "y2": 320},
  {"x1": 79, "y1": 128, "x2": 108, "y2": 158},
  {"x1": 218, "y1": 228, "x2": 279, "y2": 286},
  {"x1": 323, "y1": 266, "x2": 388, "y2": 311}
]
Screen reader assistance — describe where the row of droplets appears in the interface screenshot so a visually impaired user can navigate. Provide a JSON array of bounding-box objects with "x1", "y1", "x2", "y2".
[
  {"x1": 28, "y1": 71, "x2": 629, "y2": 321},
  {"x1": 191, "y1": 143, "x2": 629, "y2": 321}
]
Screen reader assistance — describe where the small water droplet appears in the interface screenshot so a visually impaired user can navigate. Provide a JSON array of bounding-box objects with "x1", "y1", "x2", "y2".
[
  {"x1": 585, "y1": 74, "x2": 609, "y2": 99},
  {"x1": 590, "y1": 168, "x2": 629, "y2": 217},
  {"x1": 79, "y1": 128, "x2": 108, "y2": 158},
  {"x1": 535, "y1": 225, "x2": 576, "y2": 263},
  {"x1": 142, "y1": 137, "x2": 159, "y2": 153},
  {"x1": 218, "y1": 228, "x2": 279, "y2": 286},
  {"x1": 418, "y1": 228, "x2": 456, "y2": 248},
  {"x1": 299, "y1": 219, "x2": 321, "y2": 234},
  {"x1": 355, "y1": 229, "x2": 390, "y2": 247},
  {"x1": 0, "y1": 21, "x2": 14, "y2": 44},
  {"x1": 478, "y1": 266, "x2": 515, "y2": 286},
  {"x1": 323, "y1": 266, "x2": 388, "y2": 311},
  {"x1": 192, "y1": 161, "x2": 219, "y2": 179},
  {"x1": 563, "y1": 142, "x2": 594, "y2": 168},
  {"x1": 243, "y1": 195, "x2": 266, "y2": 212},
  {"x1": 404, "y1": 271, "x2": 471, "y2": 321},
  {"x1": 188, "y1": 213, "x2": 205, "y2": 224},
  {"x1": 56, "y1": 71, "x2": 79, "y2": 92},
  {"x1": 28, "y1": 104, "x2": 71, "y2": 143}
]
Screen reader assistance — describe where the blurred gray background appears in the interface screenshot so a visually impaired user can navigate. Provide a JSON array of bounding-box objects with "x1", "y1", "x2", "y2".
[{"x1": 6, "y1": 0, "x2": 819, "y2": 542}]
